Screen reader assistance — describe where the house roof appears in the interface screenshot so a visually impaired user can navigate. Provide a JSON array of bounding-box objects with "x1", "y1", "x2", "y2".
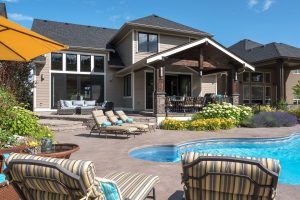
[
  {"x1": 0, "y1": 3, "x2": 7, "y2": 18},
  {"x1": 129, "y1": 15, "x2": 210, "y2": 36},
  {"x1": 229, "y1": 39, "x2": 300, "y2": 63},
  {"x1": 31, "y1": 19, "x2": 118, "y2": 50}
]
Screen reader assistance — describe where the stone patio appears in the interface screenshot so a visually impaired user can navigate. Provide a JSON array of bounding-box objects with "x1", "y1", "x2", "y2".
[{"x1": 55, "y1": 125, "x2": 300, "y2": 200}]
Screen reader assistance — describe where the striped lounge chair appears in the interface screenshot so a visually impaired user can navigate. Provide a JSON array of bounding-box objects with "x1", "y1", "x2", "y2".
[
  {"x1": 90, "y1": 110, "x2": 138, "y2": 138},
  {"x1": 181, "y1": 152, "x2": 280, "y2": 200},
  {"x1": 105, "y1": 111, "x2": 149, "y2": 133},
  {"x1": 115, "y1": 110, "x2": 156, "y2": 133},
  {"x1": 4, "y1": 153, "x2": 159, "y2": 200}
]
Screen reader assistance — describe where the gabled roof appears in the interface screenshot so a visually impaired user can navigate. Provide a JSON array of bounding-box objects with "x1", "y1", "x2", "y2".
[
  {"x1": 109, "y1": 14, "x2": 211, "y2": 44},
  {"x1": 31, "y1": 19, "x2": 118, "y2": 50},
  {"x1": 229, "y1": 39, "x2": 300, "y2": 63},
  {"x1": 129, "y1": 15, "x2": 210, "y2": 36},
  {"x1": 0, "y1": 3, "x2": 7, "y2": 18}
]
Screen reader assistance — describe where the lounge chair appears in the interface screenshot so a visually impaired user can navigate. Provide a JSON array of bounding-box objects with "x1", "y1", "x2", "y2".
[
  {"x1": 91, "y1": 110, "x2": 138, "y2": 138},
  {"x1": 105, "y1": 111, "x2": 149, "y2": 133},
  {"x1": 115, "y1": 110, "x2": 156, "y2": 132},
  {"x1": 4, "y1": 153, "x2": 159, "y2": 200},
  {"x1": 181, "y1": 152, "x2": 280, "y2": 200}
]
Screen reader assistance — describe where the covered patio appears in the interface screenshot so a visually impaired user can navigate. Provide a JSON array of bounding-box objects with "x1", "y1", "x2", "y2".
[{"x1": 117, "y1": 38, "x2": 254, "y2": 118}]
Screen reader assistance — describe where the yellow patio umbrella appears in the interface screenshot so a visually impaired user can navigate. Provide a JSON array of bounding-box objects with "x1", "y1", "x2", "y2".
[{"x1": 0, "y1": 16, "x2": 68, "y2": 62}]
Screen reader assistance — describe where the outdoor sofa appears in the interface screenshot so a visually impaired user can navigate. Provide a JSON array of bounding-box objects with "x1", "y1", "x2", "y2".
[
  {"x1": 90, "y1": 110, "x2": 138, "y2": 138},
  {"x1": 57, "y1": 100, "x2": 114, "y2": 115},
  {"x1": 181, "y1": 152, "x2": 280, "y2": 200},
  {"x1": 4, "y1": 153, "x2": 159, "y2": 200}
]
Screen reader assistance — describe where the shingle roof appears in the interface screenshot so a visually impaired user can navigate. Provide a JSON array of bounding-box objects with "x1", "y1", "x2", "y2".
[
  {"x1": 229, "y1": 39, "x2": 300, "y2": 63},
  {"x1": 128, "y1": 15, "x2": 211, "y2": 36},
  {"x1": 31, "y1": 19, "x2": 118, "y2": 49},
  {"x1": 0, "y1": 3, "x2": 7, "y2": 18}
]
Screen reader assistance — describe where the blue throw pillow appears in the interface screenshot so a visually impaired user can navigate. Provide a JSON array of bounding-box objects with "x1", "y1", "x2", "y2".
[
  {"x1": 116, "y1": 120, "x2": 123, "y2": 125},
  {"x1": 126, "y1": 118, "x2": 134, "y2": 123},
  {"x1": 101, "y1": 121, "x2": 112, "y2": 127},
  {"x1": 100, "y1": 181, "x2": 121, "y2": 200},
  {"x1": 2, "y1": 153, "x2": 9, "y2": 171},
  {"x1": 0, "y1": 174, "x2": 6, "y2": 183}
]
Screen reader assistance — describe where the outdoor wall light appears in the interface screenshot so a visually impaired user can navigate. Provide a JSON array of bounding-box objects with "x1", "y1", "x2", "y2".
[
  {"x1": 159, "y1": 66, "x2": 164, "y2": 78},
  {"x1": 41, "y1": 74, "x2": 45, "y2": 81},
  {"x1": 234, "y1": 71, "x2": 238, "y2": 81},
  {"x1": 199, "y1": 69, "x2": 203, "y2": 77}
]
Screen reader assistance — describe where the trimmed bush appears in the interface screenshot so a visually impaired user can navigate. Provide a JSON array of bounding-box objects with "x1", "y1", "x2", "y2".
[
  {"x1": 161, "y1": 118, "x2": 237, "y2": 131},
  {"x1": 245, "y1": 112, "x2": 297, "y2": 128},
  {"x1": 192, "y1": 103, "x2": 252, "y2": 124},
  {"x1": 252, "y1": 105, "x2": 276, "y2": 114},
  {"x1": 288, "y1": 109, "x2": 300, "y2": 119}
]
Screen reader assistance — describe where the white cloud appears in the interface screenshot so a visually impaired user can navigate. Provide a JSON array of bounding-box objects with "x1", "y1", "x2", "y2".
[
  {"x1": 248, "y1": 0, "x2": 258, "y2": 8},
  {"x1": 2, "y1": 0, "x2": 19, "y2": 2},
  {"x1": 109, "y1": 15, "x2": 121, "y2": 23},
  {"x1": 263, "y1": 0, "x2": 274, "y2": 11},
  {"x1": 8, "y1": 13, "x2": 33, "y2": 21}
]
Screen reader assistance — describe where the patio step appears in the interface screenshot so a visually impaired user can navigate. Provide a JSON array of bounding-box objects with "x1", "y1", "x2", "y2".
[{"x1": 39, "y1": 119, "x2": 87, "y2": 132}]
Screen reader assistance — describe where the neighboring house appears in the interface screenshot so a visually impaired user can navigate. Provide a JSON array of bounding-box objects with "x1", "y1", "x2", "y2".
[
  {"x1": 32, "y1": 15, "x2": 254, "y2": 117},
  {"x1": 229, "y1": 39, "x2": 300, "y2": 105}
]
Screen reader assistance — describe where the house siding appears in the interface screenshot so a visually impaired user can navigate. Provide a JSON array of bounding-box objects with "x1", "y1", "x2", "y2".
[
  {"x1": 35, "y1": 54, "x2": 50, "y2": 110},
  {"x1": 134, "y1": 70, "x2": 145, "y2": 111},
  {"x1": 106, "y1": 66, "x2": 123, "y2": 108},
  {"x1": 116, "y1": 32, "x2": 133, "y2": 67},
  {"x1": 285, "y1": 69, "x2": 300, "y2": 104}
]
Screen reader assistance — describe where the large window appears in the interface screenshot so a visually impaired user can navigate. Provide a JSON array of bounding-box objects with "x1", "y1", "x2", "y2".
[
  {"x1": 51, "y1": 53, "x2": 63, "y2": 70},
  {"x1": 251, "y1": 86, "x2": 264, "y2": 104},
  {"x1": 243, "y1": 85, "x2": 250, "y2": 104},
  {"x1": 80, "y1": 55, "x2": 91, "y2": 72},
  {"x1": 51, "y1": 73, "x2": 104, "y2": 108},
  {"x1": 124, "y1": 74, "x2": 131, "y2": 97},
  {"x1": 138, "y1": 32, "x2": 158, "y2": 52},
  {"x1": 94, "y1": 56, "x2": 104, "y2": 72},
  {"x1": 66, "y1": 54, "x2": 77, "y2": 71},
  {"x1": 251, "y1": 72, "x2": 263, "y2": 83}
]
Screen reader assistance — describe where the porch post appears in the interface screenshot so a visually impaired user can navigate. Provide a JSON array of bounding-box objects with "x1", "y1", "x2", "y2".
[
  {"x1": 228, "y1": 67, "x2": 240, "y2": 105},
  {"x1": 153, "y1": 64, "x2": 166, "y2": 117}
]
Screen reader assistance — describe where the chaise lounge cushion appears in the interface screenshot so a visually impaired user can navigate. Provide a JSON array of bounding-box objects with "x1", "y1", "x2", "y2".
[
  {"x1": 5, "y1": 153, "x2": 104, "y2": 199},
  {"x1": 104, "y1": 172, "x2": 159, "y2": 200},
  {"x1": 182, "y1": 152, "x2": 280, "y2": 199}
]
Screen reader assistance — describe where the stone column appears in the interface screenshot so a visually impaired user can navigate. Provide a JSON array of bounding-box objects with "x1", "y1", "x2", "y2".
[{"x1": 153, "y1": 65, "x2": 166, "y2": 117}]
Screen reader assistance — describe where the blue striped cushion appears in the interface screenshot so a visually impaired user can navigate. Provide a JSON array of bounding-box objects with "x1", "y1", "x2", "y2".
[{"x1": 0, "y1": 173, "x2": 6, "y2": 183}]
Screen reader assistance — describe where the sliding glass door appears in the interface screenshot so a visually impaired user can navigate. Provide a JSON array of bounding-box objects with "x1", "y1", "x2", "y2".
[{"x1": 51, "y1": 73, "x2": 104, "y2": 108}]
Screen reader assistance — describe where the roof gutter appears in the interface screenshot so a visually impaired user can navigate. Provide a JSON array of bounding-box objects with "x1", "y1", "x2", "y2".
[{"x1": 69, "y1": 45, "x2": 115, "y2": 53}]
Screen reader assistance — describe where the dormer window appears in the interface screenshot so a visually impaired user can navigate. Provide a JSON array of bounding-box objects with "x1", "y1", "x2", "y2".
[{"x1": 138, "y1": 32, "x2": 158, "y2": 53}]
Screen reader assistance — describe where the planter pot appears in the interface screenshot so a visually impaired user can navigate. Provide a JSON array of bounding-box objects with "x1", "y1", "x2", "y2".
[{"x1": 0, "y1": 145, "x2": 27, "y2": 154}]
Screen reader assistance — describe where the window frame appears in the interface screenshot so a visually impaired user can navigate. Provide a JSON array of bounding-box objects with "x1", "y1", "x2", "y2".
[
  {"x1": 123, "y1": 74, "x2": 132, "y2": 97},
  {"x1": 138, "y1": 32, "x2": 158, "y2": 53}
]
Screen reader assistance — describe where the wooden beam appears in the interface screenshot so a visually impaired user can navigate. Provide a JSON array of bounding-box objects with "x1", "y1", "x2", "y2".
[
  {"x1": 199, "y1": 47, "x2": 204, "y2": 70},
  {"x1": 162, "y1": 57, "x2": 216, "y2": 69}
]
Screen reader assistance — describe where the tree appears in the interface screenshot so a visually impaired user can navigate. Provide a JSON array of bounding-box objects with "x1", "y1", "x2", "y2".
[{"x1": 0, "y1": 61, "x2": 34, "y2": 109}]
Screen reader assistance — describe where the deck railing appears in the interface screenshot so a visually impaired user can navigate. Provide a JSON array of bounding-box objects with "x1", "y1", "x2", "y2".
[{"x1": 165, "y1": 95, "x2": 232, "y2": 113}]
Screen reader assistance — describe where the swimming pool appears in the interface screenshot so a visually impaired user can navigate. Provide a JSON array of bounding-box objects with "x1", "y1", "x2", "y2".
[{"x1": 129, "y1": 133, "x2": 300, "y2": 185}]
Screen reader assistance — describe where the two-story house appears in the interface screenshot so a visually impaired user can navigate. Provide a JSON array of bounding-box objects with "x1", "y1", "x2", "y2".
[{"x1": 32, "y1": 15, "x2": 255, "y2": 118}]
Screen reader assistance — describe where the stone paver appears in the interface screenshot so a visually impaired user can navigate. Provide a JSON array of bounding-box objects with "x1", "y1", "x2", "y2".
[{"x1": 55, "y1": 125, "x2": 300, "y2": 200}]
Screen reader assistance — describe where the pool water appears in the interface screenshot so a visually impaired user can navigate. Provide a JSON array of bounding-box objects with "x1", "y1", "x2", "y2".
[{"x1": 129, "y1": 134, "x2": 300, "y2": 185}]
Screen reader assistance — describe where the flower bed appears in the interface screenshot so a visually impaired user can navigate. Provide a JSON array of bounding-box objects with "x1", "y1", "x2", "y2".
[{"x1": 161, "y1": 118, "x2": 236, "y2": 131}]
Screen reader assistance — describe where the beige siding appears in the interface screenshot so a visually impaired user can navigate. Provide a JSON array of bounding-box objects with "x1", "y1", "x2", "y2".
[
  {"x1": 286, "y1": 70, "x2": 300, "y2": 104},
  {"x1": 201, "y1": 75, "x2": 217, "y2": 95},
  {"x1": 116, "y1": 32, "x2": 133, "y2": 66},
  {"x1": 105, "y1": 66, "x2": 124, "y2": 108},
  {"x1": 35, "y1": 54, "x2": 50, "y2": 109},
  {"x1": 159, "y1": 34, "x2": 189, "y2": 52}
]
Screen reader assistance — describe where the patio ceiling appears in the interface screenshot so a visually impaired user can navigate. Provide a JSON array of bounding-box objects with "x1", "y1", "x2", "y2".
[{"x1": 116, "y1": 37, "x2": 255, "y2": 76}]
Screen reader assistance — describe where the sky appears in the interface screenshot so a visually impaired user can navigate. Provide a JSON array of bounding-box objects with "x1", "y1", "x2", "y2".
[{"x1": 2, "y1": 0, "x2": 300, "y2": 47}]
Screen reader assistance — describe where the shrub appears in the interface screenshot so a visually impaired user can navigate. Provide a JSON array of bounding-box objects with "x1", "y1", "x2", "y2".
[
  {"x1": 246, "y1": 112, "x2": 298, "y2": 128},
  {"x1": 277, "y1": 99, "x2": 288, "y2": 111},
  {"x1": 161, "y1": 118, "x2": 236, "y2": 131},
  {"x1": 252, "y1": 105, "x2": 276, "y2": 114},
  {"x1": 192, "y1": 103, "x2": 252, "y2": 124},
  {"x1": 0, "y1": 87, "x2": 53, "y2": 147},
  {"x1": 288, "y1": 109, "x2": 300, "y2": 119}
]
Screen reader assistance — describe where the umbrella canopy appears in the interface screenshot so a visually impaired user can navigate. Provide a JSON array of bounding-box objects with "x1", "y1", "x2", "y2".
[{"x1": 0, "y1": 16, "x2": 68, "y2": 62}]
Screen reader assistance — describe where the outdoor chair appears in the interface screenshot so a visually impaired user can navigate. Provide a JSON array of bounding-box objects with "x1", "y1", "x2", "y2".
[
  {"x1": 181, "y1": 152, "x2": 280, "y2": 200},
  {"x1": 193, "y1": 97, "x2": 204, "y2": 112},
  {"x1": 4, "y1": 153, "x2": 159, "y2": 200},
  {"x1": 165, "y1": 96, "x2": 174, "y2": 112},
  {"x1": 105, "y1": 110, "x2": 149, "y2": 133},
  {"x1": 91, "y1": 110, "x2": 138, "y2": 138},
  {"x1": 182, "y1": 97, "x2": 194, "y2": 113},
  {"x1": 115, "y1": 110, "x2": 156, "y2": 132}
]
